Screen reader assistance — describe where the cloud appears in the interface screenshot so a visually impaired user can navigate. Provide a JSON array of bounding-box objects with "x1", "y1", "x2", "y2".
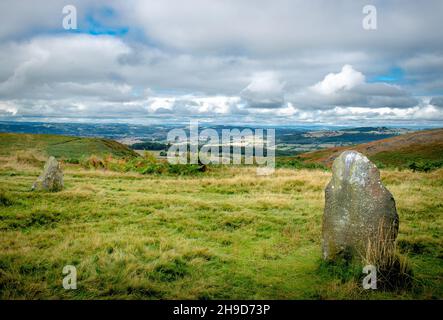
[
  {"x1": 0, "y1": 101, "x2": 18, "y2": 116},
  {"x1": 0, "y1": 34, "x2": 131, "y2": 100},
  {"x1": 0, "y1": 1, "x2": 442, "y2": 125},
  {"x1": 290, "y1": 65, "x2": 418, "y2": 110},
  {"x1": 146, "y1": 96, "x2": 244, "y2": 116},
  {"x1": 126, "y1": 0, "x2": 443, "y2": 56},
  {"x1": 240, "y1": 72, "x2": 285, "y2": 108},
  {"x1": 311, "y1": 65, "x2": 365, "y2": 95},
  {"x1": 430, "y1": 97, "x2": 443, "y2": 108}
]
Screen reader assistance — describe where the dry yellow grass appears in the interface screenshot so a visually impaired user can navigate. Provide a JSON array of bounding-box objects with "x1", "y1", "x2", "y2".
[{"x1": 0, "y1": 156, "x2": 442, "y2": 299}]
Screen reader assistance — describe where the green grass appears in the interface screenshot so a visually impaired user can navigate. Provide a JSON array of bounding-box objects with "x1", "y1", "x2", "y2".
[
  {"x1": 0, "y1": 133, "x2": 138, "y2": 159},
  {"x1": 370, "y1": 143, "x2": 443, "y2": 169},
  {"x1": 0, "y1": 157, "x2": 442, "y2": 299},
  {"x1": 276, "y1": 157, "x2": 328, "y2": 170}
]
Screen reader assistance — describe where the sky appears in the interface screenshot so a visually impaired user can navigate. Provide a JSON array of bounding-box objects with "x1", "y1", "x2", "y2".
[{"x1": 0, "y1": 0, "x2": 442, "y2": 126}]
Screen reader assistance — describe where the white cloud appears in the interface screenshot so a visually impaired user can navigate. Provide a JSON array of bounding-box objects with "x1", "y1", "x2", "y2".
[
  {"x1": 0, "y1": 34, "x2": 131, "y2": 100},
  {"x1": 311, "y1": 65, "x2": 365, "y2": 95},
  {"x1": 240, "y1": 72, "x2": 285, "y2": 108},
  {"x1": 0, "y1": 101, "x2": 18, "y2": 115},
  {"x1": 289, "y1": 65, "x2": 419, "y2": 110},
  {"x1": 146, "y1": 96, "x2": 244, "y2": 115}
]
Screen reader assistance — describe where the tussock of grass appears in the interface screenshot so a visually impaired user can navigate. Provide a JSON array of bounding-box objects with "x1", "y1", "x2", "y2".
[
  {"x1": 15, "y1": 151, "x2": 45, "y2": 167},
  {"x1": 0, "y1": 190, "x2": 14, "y2": 207}
]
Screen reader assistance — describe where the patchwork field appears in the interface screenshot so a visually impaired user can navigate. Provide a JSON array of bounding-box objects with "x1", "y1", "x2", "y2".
[{"x1": 0, "y1": 154, "x2": 442, "y2": 299}]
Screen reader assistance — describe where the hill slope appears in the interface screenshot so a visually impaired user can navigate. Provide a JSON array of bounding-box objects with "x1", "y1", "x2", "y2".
[
  {"x1": 0, "y1": 133, "x2": 138, "y2": 159},
  {"x1": 0, "y1": 162, "x2": 442, "y2": 299},
  {"x1": 298, "y1": 128, "x2": 443, "y2": 168}
]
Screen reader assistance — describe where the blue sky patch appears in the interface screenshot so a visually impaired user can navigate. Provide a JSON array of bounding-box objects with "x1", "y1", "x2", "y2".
[
  {"x1": 369, "y1": 67, "x2": 405, "y2": 83},
  {"x1": 80, "y1": 7, "x2": 129, "y2": 36}
]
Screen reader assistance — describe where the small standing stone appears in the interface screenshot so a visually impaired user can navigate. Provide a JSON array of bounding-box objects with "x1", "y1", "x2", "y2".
[
  {"x1": 32, "y1": 156, "x2": 64, "y2": 192},
  {"x1": 322, "y1": 151, "x2": 399, "y2": 261}
]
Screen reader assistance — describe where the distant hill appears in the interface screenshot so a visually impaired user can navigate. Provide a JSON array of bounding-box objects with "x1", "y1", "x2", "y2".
[
  {"x1": 298, "y1": 128, "x2": 443, "y2": 168},
  {"x1": 0, "y1": 133, "x2": 138, "y2": 159}
]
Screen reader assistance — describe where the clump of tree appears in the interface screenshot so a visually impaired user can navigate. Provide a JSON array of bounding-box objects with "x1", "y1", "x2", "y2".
[
  {"x1": 276, "y1": 157, "x2": 328, "y2": 170},
  {"x1": 78, "y1": 152, "x2": 205, "y2": 176},
  {"x1": 408, "y1": 160, "x2": 443, "y2": 172},
  {"x1": 130, "y1": 141, "x2": 169, "y2": 151}
]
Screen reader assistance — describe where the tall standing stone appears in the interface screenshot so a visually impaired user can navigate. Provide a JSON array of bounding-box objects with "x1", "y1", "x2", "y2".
[
  {"x1": 32, "y1": 156, "x2": 64, "y2": 192},
  {"x1": 322, "y1": 151, "x2": 399, "y2": 262}
]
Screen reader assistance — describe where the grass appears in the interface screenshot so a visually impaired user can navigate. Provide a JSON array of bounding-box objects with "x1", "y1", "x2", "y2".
[
  {"x1": 0, "y1": 153, "x2": 442, "y2": 299},
  {"x1": 370, "y1": 142, "x2": 443, "y2": 169},
  {"x1": 0, "y1": 133, "x2": 138, "y2": 159},
  {"x1": 298, "y1": 128, "x2": 443, "y2": 170}
]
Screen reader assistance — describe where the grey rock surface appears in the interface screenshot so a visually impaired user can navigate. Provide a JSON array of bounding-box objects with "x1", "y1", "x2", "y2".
[
  {"x1": 32, "y1": 156, "x2": 64, "y2": 192},
  {"x1": 322, "y1": 150, "x2": 399, "y2": 261}
]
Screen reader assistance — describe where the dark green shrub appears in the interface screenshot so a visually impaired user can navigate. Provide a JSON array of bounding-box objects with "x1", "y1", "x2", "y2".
[
  {"x1": 153, "y1": 258, "x2": 188, "y2": 282},
  {"x1": 409, "y1": 160, "x2": 443, "y2": 172},
  {"x1": 276, "y1": 158, "x2": 328, "y2": 170},
  {"x1": 78, "y1": 152, "x2": 206, "y2": 176},
  {"x1": 318, "y1": 252, "x2": 413, "y2": 291},
  {"x1": 80, "y1": 155, "x2": 105, "y2": 169},
  {"x1": 376, "y1": 254, "x2": 414, "y2": 291},
  {"x1": 140, "y1": 163, "x2": 166, "y2": 175},
  {"x1": 64, "y1": 158, "x2": 80, "y2": 164},
  {"x1": 374, "y1": 161, "x2": 386, "y2": 169},
  {"x1": 0, "y1": 191, "x2": 13, "y2": 206},
  {"x1": 318, "y1": 256, "x2": 362, "y2": 284},
  {"x1": 167, "y1": 163, "x2": 205, "y2": 175}
]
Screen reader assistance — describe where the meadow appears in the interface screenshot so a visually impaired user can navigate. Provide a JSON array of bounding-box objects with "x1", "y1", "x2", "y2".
[{"x1": 0, "y1": 151, "x2": 442, "y2": 299}]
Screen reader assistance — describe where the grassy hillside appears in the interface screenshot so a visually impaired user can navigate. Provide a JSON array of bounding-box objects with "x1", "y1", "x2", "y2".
[
  {"x1": 0, "y1": 150, "x2": 442, "y2": 299},
  {"x1": 0, "y1": 133, "x2": 138, "y2": 159},
  {"x1": 298, "y1": 128, "x2": 443, "y2": 169}
]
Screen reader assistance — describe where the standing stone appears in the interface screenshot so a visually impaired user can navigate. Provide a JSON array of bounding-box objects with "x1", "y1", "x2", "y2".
[
  {"x1": 322, "y1": 151, "x2": 398, "y2": 262},
  {"x1": 32, "y1": 156, "x2": 64, "y2": 192}
]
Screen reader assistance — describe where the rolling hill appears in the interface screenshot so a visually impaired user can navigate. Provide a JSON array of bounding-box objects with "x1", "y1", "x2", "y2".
[
  {"x1": 0, "y1": 133, "x2": 138, "y2": 159},
  {"x1": 0, "y1": 130, "x2": 442, "y2": 299},
  {"x1": 1, "y1": 139, "x2": 442, "y2": 299},
  {"x1": 298, "y1": 128, "x2": 443, "y2": 168}
]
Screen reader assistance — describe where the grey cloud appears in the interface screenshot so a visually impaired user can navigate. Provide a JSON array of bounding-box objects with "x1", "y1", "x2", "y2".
[
  {"x1": 153, "y1": 107, "x2": 173, "y2": 114},
  {"x1": 240, "y1": 72, "x2": 285, "y2": 109},
  {"x1": 287, "y1": 65, "x2": 418, "y2": 110},
  {"x1": 430, "y1": 97, "x2": 443, "y2": 108},
  {"x1": 127, "y1": 0, "x2": 443, "y2": 55},
  {"x1": 0, "y1": 0, "x2": 442, "y2": 125}
]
